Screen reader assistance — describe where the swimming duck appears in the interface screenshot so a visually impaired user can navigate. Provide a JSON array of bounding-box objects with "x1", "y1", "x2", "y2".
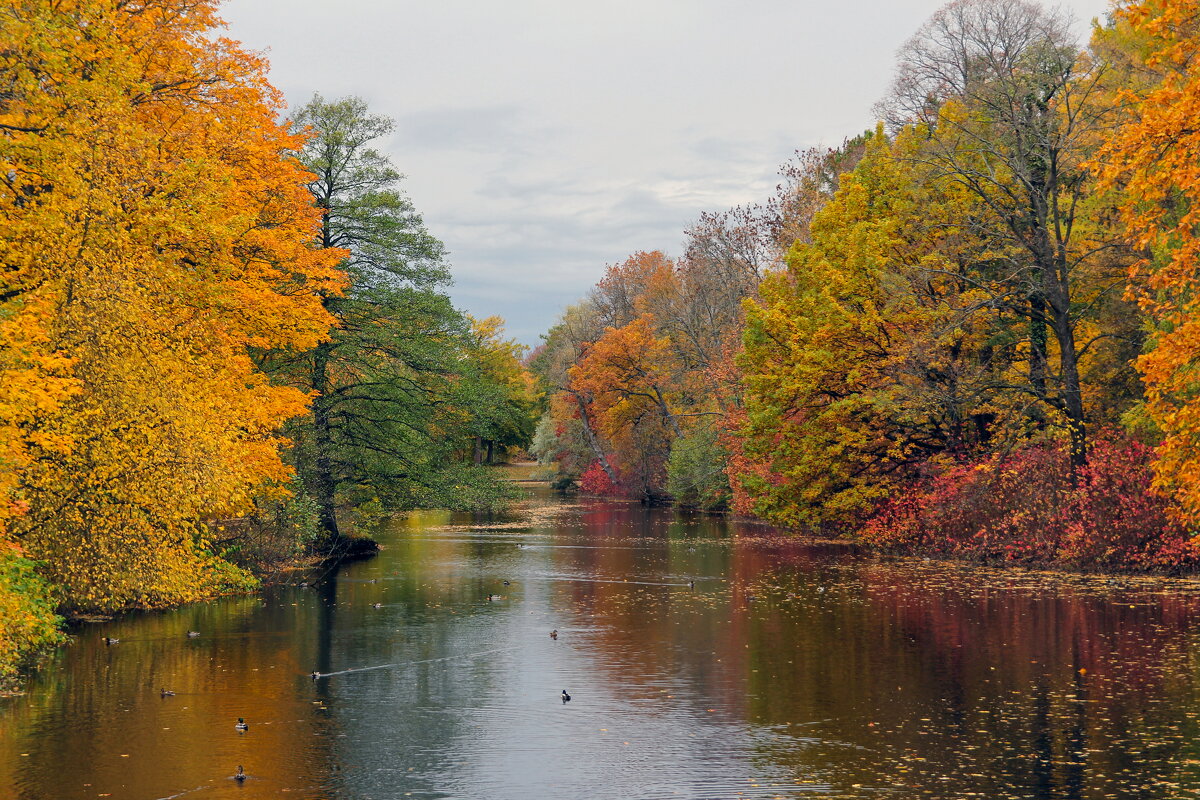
[
  {"x1": 550, "y1": 630, "x2": 558, "y2": 640},
  {"x1": 160, "y1": 688, "x2": 175, "y2": 697},
  {"x1": 101, "y1": 636, "x2": 119, "y2": 645},
  {"x1": 233, "y1": 766, "x2": 247, "y2": 782},
  {"x1": 688, "y1": 580, "x2": 695, "y2": 589},
  {"x1": 235, "y1": 717, "x2": 249, "y2": 731},
  {"x1": 186, "y1": 630, "x2": 200, "y2": 638},
  {"x1": 371, "y1": 602, "x2": 383, "y2": 609},
  {"x1": 503, "y1": 580, "x2": 511, "y2": 586},
  {"x1": 310, "y1": 671, "x2": 321, "y2": 680},
  {"x1": 561, "y1": 689, "x2": 571, "y2": 704}
]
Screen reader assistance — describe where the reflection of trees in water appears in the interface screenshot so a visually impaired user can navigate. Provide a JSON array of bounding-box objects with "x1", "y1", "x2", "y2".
[
  {"x1": 9, "y1": 501, "x2": 1200, "y2": 799},
  {"x1": 317, "y1": 519, "x2": 509, "y2": 799},
  {"x1": 742, "y1": 564, "x2": 1200, "y2": 798},
  {"x1": 4, "y1": 594, "x2": 337, "y2": 798}
]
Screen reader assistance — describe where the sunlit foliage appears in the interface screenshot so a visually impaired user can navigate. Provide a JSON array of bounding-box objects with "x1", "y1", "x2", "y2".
[
  {"x1": 1, "y1": 0, "x2": 343, "y2": 609},
  {"x1": 1096, "y1": 0, "x2": 1200, "y2": 525}
]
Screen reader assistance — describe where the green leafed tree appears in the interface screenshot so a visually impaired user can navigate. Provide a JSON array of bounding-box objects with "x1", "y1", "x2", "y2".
[{"x1": 278, "y1": 95, "x2": 517, "y2": 545}]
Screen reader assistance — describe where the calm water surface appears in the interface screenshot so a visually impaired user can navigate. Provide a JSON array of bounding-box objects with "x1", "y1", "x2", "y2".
[{"x1": 4, "y1": 490, "x2": 1200, "y2": 799}]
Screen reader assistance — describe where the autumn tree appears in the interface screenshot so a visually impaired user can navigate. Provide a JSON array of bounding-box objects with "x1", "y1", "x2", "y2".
[
  {"x1": 569, "y1": 315, "x2": 688, "y2": 492},
  {"x1": 529, "y1": 302, "x2": 619, "y2": 485},
  {"x1": 740, "y1": 128, "x2": 1016, "y2": 526},
  {"x1": 454, "y1": 316, "x2": 538, "y2": 466},
  {"x1": 881, "y1": 0, "x2": 1129, "y2": 469},
  {"x1": 1095, "y1": 0, "x2": 1200, "y2": 524},
  {"x1": 279, "y1": 95, "x2": 487, "y2": 541},
  {"x1": 1, "y1": 0, "x2": 343, "y2": 609}
]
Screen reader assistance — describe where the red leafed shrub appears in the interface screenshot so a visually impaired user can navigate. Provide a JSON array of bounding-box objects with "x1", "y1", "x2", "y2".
[
  {"x1": 578, "y1": 460, "x2": 621, "y2": 497},
  {"x1": 1061, "y1": 436, "x2": 1196, "y2": 568},
  {"x1": 860, "y1": 434, "x2": 1198, "y2": 570}
]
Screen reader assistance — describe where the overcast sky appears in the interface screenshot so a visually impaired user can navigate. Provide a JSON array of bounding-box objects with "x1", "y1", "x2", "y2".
[{"x1": 221, "y1": 0, "x2": 1112, "y2": 347}]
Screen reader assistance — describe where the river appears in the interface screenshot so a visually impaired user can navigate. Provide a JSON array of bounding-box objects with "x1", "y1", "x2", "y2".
[{"x1": 3, "y1": 488, "x2": 1200, "y2": 799}]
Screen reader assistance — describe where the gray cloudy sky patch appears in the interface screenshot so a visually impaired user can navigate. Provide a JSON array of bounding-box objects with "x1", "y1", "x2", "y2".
[{"x1": 221, "y1": 0, "x2": 1112, "y2": 345}]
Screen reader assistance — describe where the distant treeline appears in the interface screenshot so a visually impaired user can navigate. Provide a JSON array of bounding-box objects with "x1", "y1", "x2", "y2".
[{"x1": 530, "y1": 0, "x2": 1200, "y2": 571}]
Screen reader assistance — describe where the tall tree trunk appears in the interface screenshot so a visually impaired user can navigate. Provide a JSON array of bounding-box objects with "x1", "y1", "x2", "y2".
[
  {"x1": 311, "y1": 341, "x2": 340, "y2": 543},
  {"x1": 1028, "y1": 291, "x2": 1048, "y2": 400},
  {"x1": 1049, "y1": 284, "x2": 1087, "y2": 472}
]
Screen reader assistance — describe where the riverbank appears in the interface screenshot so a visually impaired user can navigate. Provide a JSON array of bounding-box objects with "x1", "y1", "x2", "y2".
[{"x1": 0, "y1": 462, "x2": 536, "y2": 691}]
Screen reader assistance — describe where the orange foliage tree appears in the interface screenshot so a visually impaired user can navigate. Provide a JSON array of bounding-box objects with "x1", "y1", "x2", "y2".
[
  {"x1": 1096, "y1": 0, "x2": 1200, "y2": 526},
  {"x1": 569, "y1": 315, "x2": 685, "y2": 500},
  {"x1": 0, "y1": 0, "x2": 344, "y2": 610}
]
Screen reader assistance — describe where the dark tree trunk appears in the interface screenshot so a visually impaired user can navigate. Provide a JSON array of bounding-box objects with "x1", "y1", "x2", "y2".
[
  {"x1": 311, "y1": 341, "x2": 340, "y2": 543},
  {"x1": 1028, "y1": 292, "x2": 1048, "y2": 401},
  {"x1": 1048, "y1": 275, "x2": 1087, "y2": 473}
]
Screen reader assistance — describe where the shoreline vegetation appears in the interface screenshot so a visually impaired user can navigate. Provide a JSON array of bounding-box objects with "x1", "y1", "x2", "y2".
[
  {"x1": 0, "y1": 2, "x2": 534, "y2": 688},
  {"x1": 7, "y1": 0, "x2": 1200, "y2": 688},
  {"x1": 528, "y1": 2, "x2": 1200, "y2": 575}
]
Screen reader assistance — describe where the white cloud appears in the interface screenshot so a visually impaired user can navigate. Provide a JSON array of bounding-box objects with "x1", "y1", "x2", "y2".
[{"x1": 222, "y1": 0, "x2": 1113, "y2": 345}]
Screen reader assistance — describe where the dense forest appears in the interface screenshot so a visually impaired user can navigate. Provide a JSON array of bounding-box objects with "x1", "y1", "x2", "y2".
[
  {"x1": 6, "y1": 0, "x2": 1200, "y2": 687},
  {"x1": 530, "y1": 0, "x2": 1200, "y2": 569},
  {"x1": 0, "y1": 1, "x2": 534, "y2": 681}
]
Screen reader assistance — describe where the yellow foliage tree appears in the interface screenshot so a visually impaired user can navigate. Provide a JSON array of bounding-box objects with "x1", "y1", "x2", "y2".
[
  {"x1": 0, "y1": 0, "x2": 344, "y2": 610},
  {"x1": 739, "y1": 128, "x2": 1014, "y2": 527}
]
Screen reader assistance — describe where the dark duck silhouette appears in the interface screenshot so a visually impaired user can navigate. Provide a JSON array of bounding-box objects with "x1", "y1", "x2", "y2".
[
  {"x1": 233, "y1": 765, "x2": 247, "y2": 782},
  {"x1": 550, "y1": 630, "x2": 558, "y2": 640},
  {"x1": 101, "y1": 636, "x2": 119, "y2": 645},
  {"x1": 186, "y1": 630, "x2": 200, "y2": 638},
  {"x1": 235, "y1": 717, "x2": 249, "y2": 731},
  {"x1": 561, "y1": 689, "x2": 571, "y2": 704},
  {"x1": 160, "y1": 688, "x2": 175, "y2": 697},
  {"x1": 310, "y1": 671, "x2": 321, "y2": 680}
]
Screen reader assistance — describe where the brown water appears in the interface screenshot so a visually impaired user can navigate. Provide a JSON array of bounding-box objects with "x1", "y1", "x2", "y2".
[{"x1": 4, "y1": 490, "x2": 1200, "y2": 799}]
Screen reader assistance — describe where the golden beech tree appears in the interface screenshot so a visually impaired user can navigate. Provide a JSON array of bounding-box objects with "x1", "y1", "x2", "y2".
[
  {"x1": 0, "y1": 0, "x2": 344, "y2": 610},
  {"x1": 1096, "y1": 0, "x2": 1200, "y2": 525}
]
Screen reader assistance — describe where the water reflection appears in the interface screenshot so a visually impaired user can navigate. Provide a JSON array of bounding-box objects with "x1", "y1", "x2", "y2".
[{"x1": 3, "y1": 491, "x2": 1200, "y2": 798}]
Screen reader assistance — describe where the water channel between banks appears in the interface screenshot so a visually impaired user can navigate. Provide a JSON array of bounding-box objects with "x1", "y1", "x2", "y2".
[{"x1": 4, "y1": 487, "x2": 1200, "y2": 799}]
